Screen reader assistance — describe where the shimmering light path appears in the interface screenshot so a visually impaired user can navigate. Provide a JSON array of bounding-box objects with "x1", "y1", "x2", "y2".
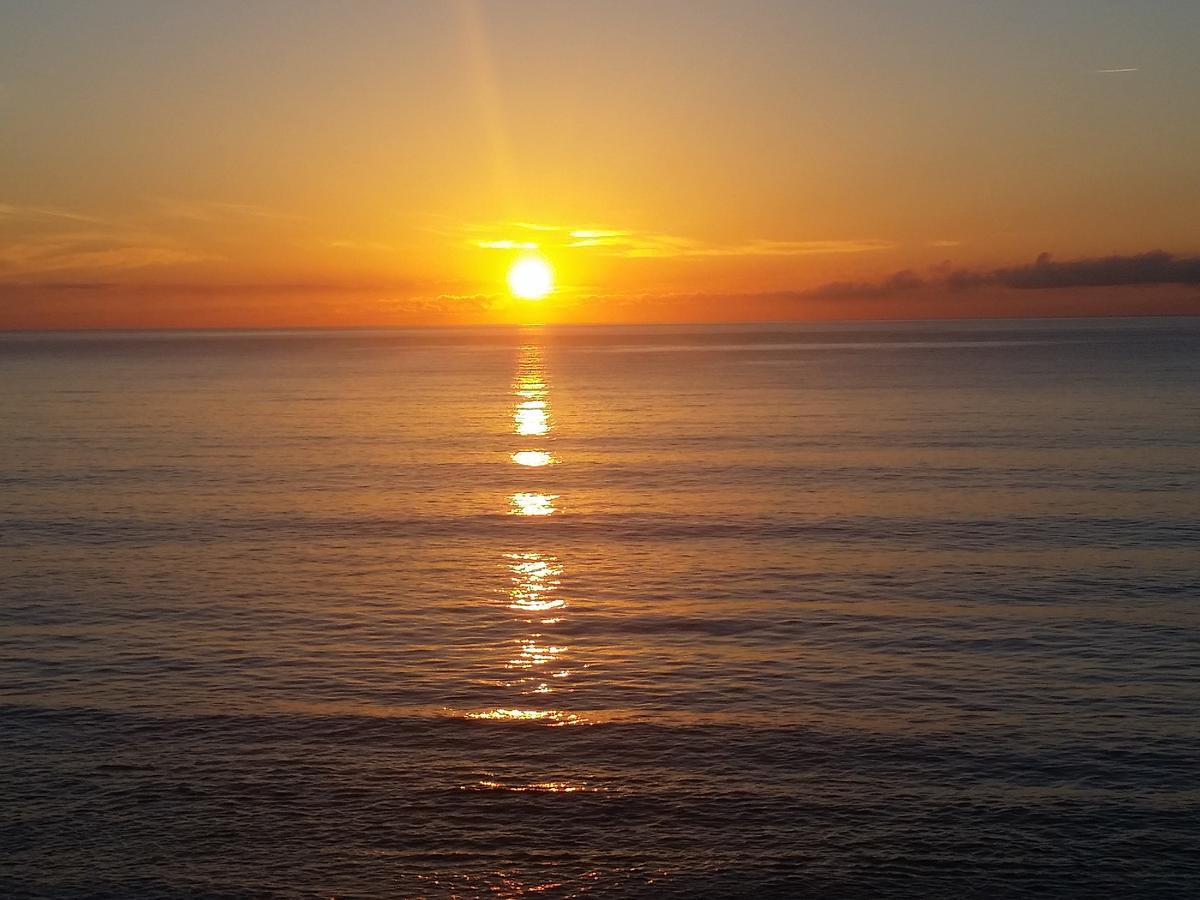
[{"x1": 480, "y1": 341, "x2": 579, "y2": 726}]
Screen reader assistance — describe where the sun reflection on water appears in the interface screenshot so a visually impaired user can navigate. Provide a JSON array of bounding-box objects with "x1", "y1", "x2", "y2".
[
  {"x1": 506, "y1": 552, "x2": 565, "y2": 612},
  {"x1": 508, "y1": 638, "x2": 568, "y2": 669},
  {"x1": 514, "y1": 402, "x2": 549, "y2": 437},
  {"x1": 463, "y1": 779, "x2": 601, "y2": 793},
  {"x1": 465, "y1": 708, "x2": 583, "y2": 726},
  {"x1": 511, "y1": 449, "x2": 554, "y2": 467},
  {"x1": 513, "y1": 344, "x2": 552, "y2": 439},
  {"x1": 464, "y1": 338, "x2": 589, "y2": 731},
  {"x1": 509, "y1": 492, "x2": 557, "y2": 516}
]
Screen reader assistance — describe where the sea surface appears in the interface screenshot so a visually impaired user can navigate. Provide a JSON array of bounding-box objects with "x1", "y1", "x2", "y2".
[{"x1": 1, "y1": 318, "x2": 1198, "y2": 898}]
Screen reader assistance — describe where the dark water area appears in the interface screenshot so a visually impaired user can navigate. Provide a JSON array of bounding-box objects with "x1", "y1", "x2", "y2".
[{"x1": 2, "y1": 318, "x2": 1198, "y2": 898}]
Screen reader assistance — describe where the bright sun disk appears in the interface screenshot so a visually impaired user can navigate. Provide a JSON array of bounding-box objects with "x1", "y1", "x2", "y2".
[{"x1": 507, "y1": 256, "x2": 553, "y2": 300}]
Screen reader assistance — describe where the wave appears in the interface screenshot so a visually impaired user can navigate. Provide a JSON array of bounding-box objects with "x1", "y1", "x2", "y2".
[{"x1": 3, "y1": 512, "x2": 1197, "y2": 551}]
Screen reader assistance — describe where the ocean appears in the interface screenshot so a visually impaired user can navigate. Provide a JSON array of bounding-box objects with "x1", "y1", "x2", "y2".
[{"x1": 1, "y1": 318, "x2": 1198, "y2": 898}]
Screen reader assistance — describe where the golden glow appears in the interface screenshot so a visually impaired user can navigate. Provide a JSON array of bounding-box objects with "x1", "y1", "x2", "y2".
[
  {"x1": 506, "y1": 255, "x2": 554, "y2": 300},
  {"x1": 511, "y1": 449, "x2": 554, "y2": 467}
]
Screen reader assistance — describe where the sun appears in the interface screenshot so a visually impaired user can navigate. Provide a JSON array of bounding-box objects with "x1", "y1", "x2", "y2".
[{"x1": 507, "y1": 256, "x2": 554, "y2": 300}]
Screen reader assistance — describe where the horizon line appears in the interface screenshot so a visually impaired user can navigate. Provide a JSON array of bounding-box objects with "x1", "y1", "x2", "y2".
[{"x1": 2, "y1": 310, "x2": 1198, "y2": 337}]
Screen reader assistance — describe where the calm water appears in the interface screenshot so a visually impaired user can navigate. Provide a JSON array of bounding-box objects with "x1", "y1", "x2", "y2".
[{"x1": 2, "y1": 319, "x2": 1198, "y2": 898}]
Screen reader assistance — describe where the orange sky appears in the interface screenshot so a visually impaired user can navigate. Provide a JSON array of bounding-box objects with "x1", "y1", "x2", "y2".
[{"x1": 1, "y1": 1, "x2": 1198, "y2": 329}]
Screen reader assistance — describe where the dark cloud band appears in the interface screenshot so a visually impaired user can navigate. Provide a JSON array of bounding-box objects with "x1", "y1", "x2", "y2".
[{"x1": 801, "y1": 251, "x2": 1200, "y2": 301}]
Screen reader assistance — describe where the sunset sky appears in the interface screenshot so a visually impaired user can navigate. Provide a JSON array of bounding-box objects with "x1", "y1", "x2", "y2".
[{"x1": 2, "y1": 0, "x2": 1198, "y2": 329}]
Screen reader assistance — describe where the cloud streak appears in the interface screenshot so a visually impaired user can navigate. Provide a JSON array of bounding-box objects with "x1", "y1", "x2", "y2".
[
  {"x1": 799, "y1": 269, "x2": 927, "y2": 300},
  {"x1": 466, "y1": 221, "x2": 893, "y2": 258},
  {"x1": 0, "y1": 234, "x2": 209, "y2": 276},
  {"x1": 950, "y1": 250, "x2": 1200, "y2": 290},
  {"x1": 151, "y1": 198, "x2": 309, "y2": 224},
  {"x1": 792, "y1": 251, "x2": 1200, "y2": 302},
  {"x1": 0, "y1": 203, "x2": 109, "y2": 226},
  {"x1": 0, "y1": 201, "x2": 220, "y2": 277}
]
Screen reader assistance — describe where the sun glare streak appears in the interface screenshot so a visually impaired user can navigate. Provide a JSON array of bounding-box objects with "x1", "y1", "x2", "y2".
[{"x1": 455, "y1": 0, "x2": 514, "y2": 207}]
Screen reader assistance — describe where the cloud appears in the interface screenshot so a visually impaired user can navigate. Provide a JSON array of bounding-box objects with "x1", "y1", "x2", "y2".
[
  {"x1": 781, "y1": 251, "x2": 1200, "y2": 303},
  {"x1": 329, "y1": 239, "x2": 395, "y2": 252},
  {"x1": 662, "y1": 238, "x2": 896, "y2": 258},
  {"x1": 1093, "y1": 67, "x2": 1139, "y2": 73},
  {"x1": 0, "y1": 280, "x2": 116, "y2": 292},
  {"x1": 0, "y1": 203, "x2": 109, "y2": 226},
  {"x1": 2, "y1": 279, "x2": 416, "y2": 295},
  {"x1": 569, "y1": 229, "x2": 626, "y2": 240},
  {"x1": 151, "y1": 198, "x2": 308, "y2": 223},
  {"x1": 606, "y1": 231, "x2": 895, "y2": 260},
  {"x1": 799, "y1": 269, "x2": 926, "y2": 301},
  {"x1": 0, "y1": 235, "x2": 209, "y2": 276},
  {"x1": 949, "y1": 250, "x2": 1200, "y2": 290},
  {"x1": 474, "y1": 239, "x2": 539, "y2": 250},
  {"x1": 0, "y1": 201, "x2": 214, "y2": 278},
  {"x1": 467, "y1": 221, "x2": 893, "y2": 259},
  {"x1": 0, "y1": 201, "x2": 218, "y2": 277},
  {"x1": 400, "y1": 292, "x2": 500, "y2": 311}
]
